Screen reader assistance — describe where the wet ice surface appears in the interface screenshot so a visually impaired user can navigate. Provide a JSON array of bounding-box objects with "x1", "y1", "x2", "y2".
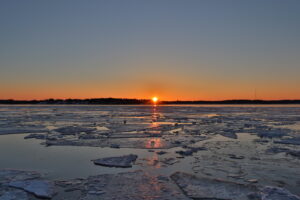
[{"x1": 0, "y1": 105, "x2": 300, "y2": 199}]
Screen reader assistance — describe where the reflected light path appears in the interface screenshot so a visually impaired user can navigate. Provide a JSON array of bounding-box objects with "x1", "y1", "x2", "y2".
[
  {"x1": 145, "y1": 138, "x2": 164, "y2": 149},
  {"x1": 145, "y1": 104, "x2": 165, "y2": 149}
]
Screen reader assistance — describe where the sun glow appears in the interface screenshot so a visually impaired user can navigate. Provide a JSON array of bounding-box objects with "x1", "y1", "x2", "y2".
[{"x1": 152, "y1": 97, "x2": 158, "y2": 103}]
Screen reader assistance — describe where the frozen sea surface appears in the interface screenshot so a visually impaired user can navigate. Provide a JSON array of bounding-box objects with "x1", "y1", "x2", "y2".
[{"x1": 0, "y1": 105, "x2": 300, "y2": 199}]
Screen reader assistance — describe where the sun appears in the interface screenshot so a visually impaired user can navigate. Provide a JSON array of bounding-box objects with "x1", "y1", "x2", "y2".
[{"x1": 152, "y1": 97, "x2": 158, "y2": 103}]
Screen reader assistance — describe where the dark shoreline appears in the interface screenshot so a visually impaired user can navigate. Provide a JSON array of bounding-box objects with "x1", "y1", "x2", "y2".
[{"x1": 1, "y1": 98, "x2": 300, "y2": 105}]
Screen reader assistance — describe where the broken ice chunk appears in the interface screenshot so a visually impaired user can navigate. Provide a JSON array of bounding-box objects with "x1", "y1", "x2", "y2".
[
  {"x1": 8, "y1": 180, "x2": 56, "y2": 199},
  {"x1": 92, "y1": 154, "x2": 138, "y2": 168}
]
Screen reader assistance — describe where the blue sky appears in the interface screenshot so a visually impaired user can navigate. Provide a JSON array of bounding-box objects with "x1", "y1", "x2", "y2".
[{"x1": 1, "y1": 0, "x2": 299, "y2": 100}]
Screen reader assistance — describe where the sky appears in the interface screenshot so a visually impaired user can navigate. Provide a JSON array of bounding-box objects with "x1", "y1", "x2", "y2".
[{"x1": 0, "y1": 0, "x2": 300, "y2": 101}]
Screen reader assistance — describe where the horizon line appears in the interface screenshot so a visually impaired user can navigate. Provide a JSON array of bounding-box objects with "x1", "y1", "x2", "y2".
[
  {"x1": 1, "y1": 98, "x2": 300, "y2": 104},
  {"x1": 1, "y1": 97, "x2": 300, "y2": 101}
]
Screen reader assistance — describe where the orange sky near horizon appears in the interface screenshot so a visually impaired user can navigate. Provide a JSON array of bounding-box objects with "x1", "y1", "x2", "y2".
[
  {"x1": 1, "y1": 54, "x2": 299, "y2": 101},
  {"x1": 1, "y1": 77, "x2": 299, "y2": 101}
]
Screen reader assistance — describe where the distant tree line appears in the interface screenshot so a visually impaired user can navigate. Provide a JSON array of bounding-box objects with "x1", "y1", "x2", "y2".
[
  {"x1": 0, "y1": 98, "x2": 150, "y2": 105},
  {"x1": 0, "y1": 98, "x2": 300, "y2": 105},
  {"x1": 162, "y1": 99, "x2": 300, "y2": 104}
]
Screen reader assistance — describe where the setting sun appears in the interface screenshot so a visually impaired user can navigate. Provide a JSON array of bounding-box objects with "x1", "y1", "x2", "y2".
[{"x1": 152, "y1": 97, "x2": 158, "y2": 103}]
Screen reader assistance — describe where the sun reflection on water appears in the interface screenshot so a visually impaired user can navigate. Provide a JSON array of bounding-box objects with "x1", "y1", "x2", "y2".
[
  {"x1": 145, "y1": 104, "x2": 166, "y2": 148},
  {"x1": 145, "y1": 138, "x2": 163, "y2": 149}
]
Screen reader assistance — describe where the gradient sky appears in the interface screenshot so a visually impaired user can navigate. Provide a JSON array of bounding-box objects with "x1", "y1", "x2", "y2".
[{"x1": 1, "y1": 0, "x2": 300, "y2": 100}]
